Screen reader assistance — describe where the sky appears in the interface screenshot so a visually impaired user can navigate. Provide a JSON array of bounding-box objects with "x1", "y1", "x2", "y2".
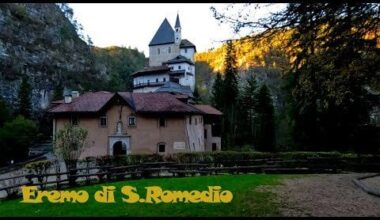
[{"x1": 69, "y1": 3, "x2": 287, "y2": 56}]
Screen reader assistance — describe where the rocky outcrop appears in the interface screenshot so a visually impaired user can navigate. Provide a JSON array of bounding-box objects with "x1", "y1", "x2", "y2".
[{"x1": 0, "y1": 3, "x2": 106, "y2": 112}]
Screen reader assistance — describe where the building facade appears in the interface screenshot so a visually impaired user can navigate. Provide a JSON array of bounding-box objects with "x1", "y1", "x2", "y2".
[
  {"x1": 133, "y1": 14, "x2": 197, "y2": 94},
  {"x1": 50, "y1": 91, "x2": 222, "y2": 159}
]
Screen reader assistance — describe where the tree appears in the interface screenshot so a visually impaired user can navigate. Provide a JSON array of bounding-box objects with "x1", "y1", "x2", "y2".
[
  {"x1": 212, "y1": 3, "x2": 380, "y2": 151},
  {"x1": 255, "y1": 84, "x2": 275, "y2": 151},
  {"x1": 53, "y1": 83, "x2": 64, "y2": 101},
  {"x1": 53, "y1": 123, "x2": 88, "y2": 185},
  {"x1": 0, "y1": 98, "x2": 11, "y2": 127},
  {"x1": 18, "y1": 76, "x2": 32, "y2": 118},
  {"x1": 237, "y1": 74, "x2": 258, "y2": 147},
  {"x1": 193, "y1": 85, "x2": 201, "y2": 104},
  {"x1": 0, "y1": 116, "x2": 38, "y2": 164},
  {"x1": 222, "y1": 40, "x2": 239, "y2": 149},
  {"x1": 211, "y1": 72, "x2": 224, "y2": 111}
]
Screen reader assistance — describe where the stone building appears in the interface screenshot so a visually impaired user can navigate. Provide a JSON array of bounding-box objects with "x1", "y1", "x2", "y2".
[
  {"x1": 132, "y1": 14, "x2": 197, "y2": 94},
  {"x1": 50, "y1": 91, "x2": 222, "y2": 158}
]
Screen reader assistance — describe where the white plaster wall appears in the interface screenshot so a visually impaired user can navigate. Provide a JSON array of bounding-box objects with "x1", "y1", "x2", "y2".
[
  {"x1": 180, "y1": 48, "x2": 195, "y2": 62},
  {"x1": 185, "y1": 115, "x2": 205, "y2": 152},
  {"x1": 149, "y1": 44, "x2": 180, "y2": 66},
  {"x1": 133, "y1": 74, "x2": 169, "y2": 86},
  {"x1": 204, "y1": 124, "x2": 221, "y2": 151}
]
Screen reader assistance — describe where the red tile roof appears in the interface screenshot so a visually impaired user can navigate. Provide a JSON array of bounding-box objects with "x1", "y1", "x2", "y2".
[
  {"x1": 49, "y1": 91, "x2": 114, "y2": 113},
  {"x1": 193, "y1": 104, "x2": 223, "y2": 116},
  {"x1": 49, "y1": 91, "x2": 204, "y2": 115},
  {"x1": 118, "y1": 92, "x2": 201, "y2": 114}
]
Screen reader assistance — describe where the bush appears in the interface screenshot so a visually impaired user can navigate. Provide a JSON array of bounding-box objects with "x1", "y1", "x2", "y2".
[
  {"x1": 0, "y1": 116, "x2": 38, "y2": 163},
  {"x1": 25, "y1": 160, "x2": 52, "y2": 189}
]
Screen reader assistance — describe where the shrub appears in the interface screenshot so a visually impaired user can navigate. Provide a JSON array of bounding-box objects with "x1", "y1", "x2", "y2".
[
  {"x1": 25, "y1": 160, "x2": 52, "y2": 189},
  {"x1": 0, "y1": 116, "x2": 38, "y2": 163}
]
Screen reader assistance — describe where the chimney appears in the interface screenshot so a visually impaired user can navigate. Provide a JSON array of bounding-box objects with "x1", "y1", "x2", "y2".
[{"x1": 63, "y1": 88, "x2": 72, "y2": 104}]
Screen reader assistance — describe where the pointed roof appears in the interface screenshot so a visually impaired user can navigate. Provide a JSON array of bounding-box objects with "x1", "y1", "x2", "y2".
[
  {"x1": 175, "y1": 13, "x2": 181, "y2": 28},
  {"x1": 149, "y1": 18, "x2": 175, "y2": 46},
  {"x1": 155, "y1": 82, "x2": 194, "y2": 97}
]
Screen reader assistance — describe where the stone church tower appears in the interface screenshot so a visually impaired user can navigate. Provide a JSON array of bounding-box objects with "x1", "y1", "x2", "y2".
[{"x1": 132, "y1": 14, "x2": 197, "y2": 94}]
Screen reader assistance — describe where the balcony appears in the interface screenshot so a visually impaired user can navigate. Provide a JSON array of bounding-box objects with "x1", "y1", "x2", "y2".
[{"x1": 133, "y1": 81, "x2": 166, "y2": 89}]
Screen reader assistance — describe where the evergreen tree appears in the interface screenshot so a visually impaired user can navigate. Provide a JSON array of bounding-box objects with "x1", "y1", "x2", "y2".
[
  {"x1": 0, "y1": 98, "x2": 11, "y2": 127},
  {"x1": 18, "y1": 77, "x2": 32, "y2": 118},
  {"x1": 53, "y1": 83, "x2": 64, "y2": 101},
  {"x1": 222, "y1": 40, "x2": 239, "y2": 149},
  {"x1": 255, "y1": 84, "x2": 275, "y2": 151},
  {"x1": 212, "y1": 3, "x2": 380, "y2": 151},
  {"x1": 211, "y1": 72, "x2": 224, "y2": 111},
  {"x1": 237, "y1": 74, "x2": 258, "y2": 146},
  {"x1": 193, "y1": 85, "x2": 201, "y2": 104}
]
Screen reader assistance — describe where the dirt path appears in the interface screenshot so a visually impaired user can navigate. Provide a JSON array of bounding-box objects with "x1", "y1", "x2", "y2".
[{"x1": 270, "y1": 173, "x2": 380, "y2": 217}]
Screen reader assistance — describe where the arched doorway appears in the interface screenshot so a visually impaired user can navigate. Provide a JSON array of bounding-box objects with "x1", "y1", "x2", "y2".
[{"x1": 113, "y1": 141, "x2": 126, "y2": 156}]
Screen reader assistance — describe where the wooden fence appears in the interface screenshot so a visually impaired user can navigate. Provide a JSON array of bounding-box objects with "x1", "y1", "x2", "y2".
[{"x1": 0, "y1": 157, "x2": 379, "y2": 199}]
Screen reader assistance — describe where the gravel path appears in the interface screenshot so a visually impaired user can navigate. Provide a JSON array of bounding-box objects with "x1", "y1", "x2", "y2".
[{"x1": 270, "y1": 173, "x2": 380, "y2": 217}]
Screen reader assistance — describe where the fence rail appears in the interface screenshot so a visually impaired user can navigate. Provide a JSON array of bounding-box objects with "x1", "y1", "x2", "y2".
[{"x1": 1, "y1": 157, "x2": 380, "y2": 199}]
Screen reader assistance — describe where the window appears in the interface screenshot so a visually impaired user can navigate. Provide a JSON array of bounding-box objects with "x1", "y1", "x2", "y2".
[
  {"x1": 185, "y1": 48, "x2": 187, "y2": 53},
  {"x1": 168, "y1": 47, "x2": 171, "y2": 53},
  {"x1": 212, "y1": 143, "x2": 217, "y2": 151},
  {"x1": 189, "y1": 116, "x2": 192, "y2": 124},
  {"x1": 156, "y1": 78, "x2": 159, "y2": 83},
  {"x1": 178, "y1": 65, "x2": 181, "y2": 70},
  {"x1": 163, "y1": 78, "x2": 166, "y2": 82},
  {"x1": 71, "y1": 115, "x2": 79, "y2": 126},
  {"x1": 99, "y1": 116, "x2": 107, "y2": 127},
  {"x1": 195, "y1": 118, "x2": 198, "y2": 125},
  {"x1": 157, "y1": 48, "x2": 160, "y2": 54},
  {"x1": 204, "y1": 129, "x2": 207, "y2": 139},
  {"x1": 158, "y1": 143, "x2": 166, "y2": 153},
  {"x1": 200, "y1": 117, "x2": 203, "y2": 123},
  {"x1": 128, "y1": 116, "x2": 136, "y2": 126},
  {"x1": 147, "y1": 80, "x2": 150, "y2": 84},
  {"x1": 159, "y1": 117, "x2": 166, "y2": 127}
]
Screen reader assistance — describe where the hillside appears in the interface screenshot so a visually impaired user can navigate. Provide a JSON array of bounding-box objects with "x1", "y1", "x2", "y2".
[
  {"x1": 0, "y1": 3, "x2": 146, "y2": 114},
  {"x1": 195, "y1": 30, "x2": 292, "y2": 73}
]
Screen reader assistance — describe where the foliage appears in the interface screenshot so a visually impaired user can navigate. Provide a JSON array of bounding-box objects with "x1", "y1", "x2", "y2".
[
  {"x1": 0, "y1": 97, "x2": 11, "y2": 127},
  {"x1": 211, "y1": 72, "x2": 224, "y2": 110},
  {"x1": 255, "y1": 84, "x2": 275, "y2": 151},
  {"x1": 93, "y1": 46, "x2": 146, "y2": 92},
  {"x1": 236, "y1": 74, "x2": 258, "y2": 147},
  {"x1": 211, "y1": 3, "x2": 380, "y2": 152},
  {"x1": 0, "y1": 116, "x2": 38, "y2": 164},
  {"x1": 221, "y1": 40, "x2": 239, "y2": 149},
  {"x1": 25, "y1": 160, "x2": 52, "y2": 188},
  {"x1": 54, "y1": 123, "x2": 88, "y2": 171},
  {"x1": 17, "y1": 76, "x2": 32, "y2": 119}
]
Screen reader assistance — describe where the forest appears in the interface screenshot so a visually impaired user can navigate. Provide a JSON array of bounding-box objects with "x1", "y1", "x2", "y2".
[{"x1": 195, "y1": 3, "x2": 380, "y2": 153}]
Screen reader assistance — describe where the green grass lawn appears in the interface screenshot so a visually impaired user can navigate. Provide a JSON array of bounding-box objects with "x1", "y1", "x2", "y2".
[{"x1": 0, "y1": 174, "x2": 291, "y2": 217}]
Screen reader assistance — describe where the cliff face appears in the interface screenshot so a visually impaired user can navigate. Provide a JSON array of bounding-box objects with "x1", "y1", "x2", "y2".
[{"x1": 0, "y1": 3, "x2": 105, "y2": 112}]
